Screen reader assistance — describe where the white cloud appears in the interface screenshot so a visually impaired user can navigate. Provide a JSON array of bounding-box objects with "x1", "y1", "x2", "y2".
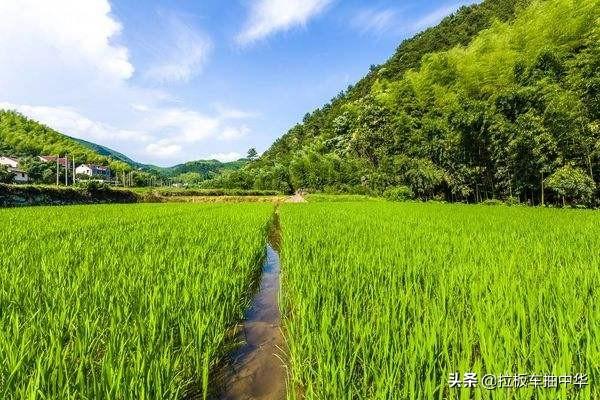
[
  {"x1": 0, "y1": 0, "x2": 255, "y2": 166},
  {"x1": 0, "y1": 0, "x2": 133, "y2": 93},
  {"x1": 145, "y1": 141, "x2": 183, "y2": 158},
  {"x1": 351, "y1": 8, "x2": 397, "y2": 35},
  {"x1": 133, "y1": 105, "x2": 253, "y2": 158},
  {"x1": 143, "y1": 13, "x2": 213, "y2": 83},
  {"x1": 207, "y1": 152, "x2": 243, "y2": 162},
  {"x1": 236, "y1": 0, "x2": 333, "y2": 45}
]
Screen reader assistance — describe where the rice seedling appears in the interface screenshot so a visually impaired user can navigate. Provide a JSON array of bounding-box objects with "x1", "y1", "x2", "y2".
[
  {"x1": 0, "y1": 203, "x2": 273, "y2": 400},
  {"x1": 279, "y1": 202, "x2": 600, "y2": 400}
]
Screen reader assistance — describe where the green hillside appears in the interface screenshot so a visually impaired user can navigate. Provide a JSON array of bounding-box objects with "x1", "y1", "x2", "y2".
[{"x1": 211, "y1": 0, "x2": 600, "y2": 206}]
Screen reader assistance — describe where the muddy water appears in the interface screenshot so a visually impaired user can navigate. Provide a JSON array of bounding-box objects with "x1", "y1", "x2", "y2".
[{"x1": 215, "y1": 244, "x2": 286, "y2": 400}]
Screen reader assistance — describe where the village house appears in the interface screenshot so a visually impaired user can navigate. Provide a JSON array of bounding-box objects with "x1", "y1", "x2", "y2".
[
  {"x1": 0, "y1": 156, "x2": 29, "y2": 183},
  {"x1": 0, "y1": 156, "x2": 19, "y2": 169},
  {"x1": 75, "y1": 164, "x2": 111, "y2": 179},
  {"x1": 38, "y1": 156, "x2": 69, "y2": 167}
]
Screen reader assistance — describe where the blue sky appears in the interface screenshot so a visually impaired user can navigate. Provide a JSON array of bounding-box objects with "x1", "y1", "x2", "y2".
[{"x1": 0, "y1": 0, "x2": 477, "y2": 166}]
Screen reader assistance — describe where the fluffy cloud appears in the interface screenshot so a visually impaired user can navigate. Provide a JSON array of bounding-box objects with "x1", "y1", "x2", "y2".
[
  {"x1": 236, "y1": 0, "x2": 333, "y2": 45},
  {"x1": 134, "y1": 105, "x2": 254, "y2": 159},
  {"x1": 0, "y1": 0, "x2": 253, "y2": 166},
  {"x1": 0, "y1": 0, "x2": 133, "y2": 99},
  {"x1": 145, "y1": 141, "x2": 183, "y2": 158}
]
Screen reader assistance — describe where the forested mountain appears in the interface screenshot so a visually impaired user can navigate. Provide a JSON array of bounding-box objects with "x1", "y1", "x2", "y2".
[{"x1": 211, "y1": 0, "x2": 600, "y2": 206}]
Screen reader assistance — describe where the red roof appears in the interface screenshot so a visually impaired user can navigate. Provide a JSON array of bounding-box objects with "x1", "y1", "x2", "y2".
[{"x1": 39, "y1": 156, "x2": 69, "y2": 167}]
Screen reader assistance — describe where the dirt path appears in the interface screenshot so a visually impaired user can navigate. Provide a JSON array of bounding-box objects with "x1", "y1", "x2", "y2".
[
  {"x1": 215, "y1": 245, "x2": 286, "y2": 400},
  {"x1": 286, "y1": 194, "x2": 306, "y2": 203}
]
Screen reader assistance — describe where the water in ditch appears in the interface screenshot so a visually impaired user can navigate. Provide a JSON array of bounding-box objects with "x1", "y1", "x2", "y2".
[{"x1": 215, "y1": 243, "x2": 286, "y2": 400}]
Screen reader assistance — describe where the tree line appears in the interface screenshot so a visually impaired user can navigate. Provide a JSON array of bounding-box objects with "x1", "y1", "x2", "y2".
[{"x1": 207, "y1": 0, "x2": 600, "y2": 207}]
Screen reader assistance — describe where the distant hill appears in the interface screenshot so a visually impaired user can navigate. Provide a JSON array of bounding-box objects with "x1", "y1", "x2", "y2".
[
  {"x1": 73, "y1": 136, "x2": 248, "y2": 177},
  {"x1": 210, "y1": 0, "x2": 600, "y2": 206},
  {"x1": 158, "y1": 159, "x2": 248, "y2": 178},
  {"x1": 0, "y1": 110, "x2": 247, "y2": 180},
  {"x1": 71, "y1": 137, "x2": 149, "y2": 169}
]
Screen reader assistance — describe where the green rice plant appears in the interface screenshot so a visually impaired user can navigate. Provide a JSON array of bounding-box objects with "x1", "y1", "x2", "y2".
[
  {"x1": 0, "y1": 203, "x2": 273, "y2": 399},
  {"x1": 279, "y1": 202, "x2": 600, "y2": 399}
]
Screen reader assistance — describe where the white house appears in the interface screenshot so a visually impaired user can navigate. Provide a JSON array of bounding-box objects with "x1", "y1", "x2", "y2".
[
  {"x1": 76, "y1": 164, "x2": 110, "y2": 179},
  {"x1": 0, "y1": 157, "x2": 29, "y2": 183},
  {"x1": 0, "y1": 156, "x2": 19, "y2": 169}
]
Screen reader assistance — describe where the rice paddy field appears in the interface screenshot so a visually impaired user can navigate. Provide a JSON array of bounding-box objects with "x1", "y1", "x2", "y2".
[
  {"x1": 1, "y1": 200, "x2": 599, "y2": 399},
  {"x1": 278, "y1": 202, "x2": 600, "y2": 400},
  {"x1": 0, "y1": 203, "x2": 273, "y2": 399}
]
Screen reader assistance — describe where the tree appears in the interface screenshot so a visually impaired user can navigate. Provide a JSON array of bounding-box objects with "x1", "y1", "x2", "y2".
[
  {"x1": 199, "y1": 0, "x2": 600, "y2": 206},
  {"x1": 247, "y1": 148, "x2": 258, "y2": 160},
  {"x1": 20, "y1": 157, "x2": 55, "y2": 184},
  {"x1": 131, "y1": 171, "x2": 155, "y2": 187},
  {"x1": 403, "y1": 159, "x2": 444, "y2": 200},
  {"x1": 174, "y1": 172, "x2": 204, "y2": 187},
  {"x1": 546, "y1": 165, "x2": 595, "y2": 206},
  {"x1": 0, "y1": 165, "x2": 15, "y2": 183}
]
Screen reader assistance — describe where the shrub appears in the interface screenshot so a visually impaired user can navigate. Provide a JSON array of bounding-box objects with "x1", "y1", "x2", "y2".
[
  {"x1": 383, "y1": 186, "x2": 414, "y2": 202},
  {"x1": 546, "y1": 165, "x2": 596, "y2": 206},
  {"x1": 505, "y1": 196, "x2": 521, "y2": 206},
  {"x1": 482, "y1": 199, "x2": 505, "y2": 206},
  {"x1": 76, "y1": 180, "x2": 111, "y2": 193},
  {"x1": 0, "y1": 184, "x2": 137, "y2": 207},
  {"x1": 0, "y1": 165, "x2": 15, "y2": 184}
]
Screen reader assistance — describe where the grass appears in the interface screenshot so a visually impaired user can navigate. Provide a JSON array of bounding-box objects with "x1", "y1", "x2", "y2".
[
  {"x1": 3, "y1": 199, "x2": 599, "y2": 399},
  {"x1": 278, "y1": 201, "x2": 600, "y2": 399},
  {"x1": 0, "y1": 203, "x2": 273, "y2": 400}
]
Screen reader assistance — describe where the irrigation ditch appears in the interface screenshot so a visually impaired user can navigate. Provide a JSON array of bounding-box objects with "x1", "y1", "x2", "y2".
[{"x1": 211, "y1": 211, "x2": 287, "y2": 400}]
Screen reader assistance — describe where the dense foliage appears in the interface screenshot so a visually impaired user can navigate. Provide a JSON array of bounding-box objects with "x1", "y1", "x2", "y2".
[
  {"x1": 0, "y1": 183, "x2": 138, "y2": 207},
  {"x1": 280, "y1": 201, "x2": 600, "y2": 399},
  {"x1": 0, "y1": 203, "x2": 273, "y2": 399},
  {"x1": 211, "y1": 0, "x2": 600, "y2": 207}
]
